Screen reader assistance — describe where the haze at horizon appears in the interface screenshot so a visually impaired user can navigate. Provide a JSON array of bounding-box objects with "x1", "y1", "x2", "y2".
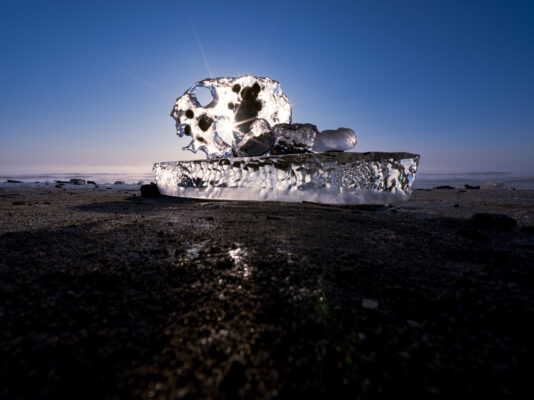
[{"x1": 1, "y1": 0, "x2": 533, "y2": 175}]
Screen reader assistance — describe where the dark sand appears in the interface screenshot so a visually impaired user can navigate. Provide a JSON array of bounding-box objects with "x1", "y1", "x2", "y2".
[{"x1": 0, "y1": 186, "x2": 533, "y2": 399}]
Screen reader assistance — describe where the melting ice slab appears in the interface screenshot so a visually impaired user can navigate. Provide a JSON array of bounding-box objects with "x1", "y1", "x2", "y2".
[{"x1": 153, "y1": 152, "x2": 420, "y2": 204}]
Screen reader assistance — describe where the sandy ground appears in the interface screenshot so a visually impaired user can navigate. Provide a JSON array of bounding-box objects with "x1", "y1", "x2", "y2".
[{"x1": 0, "y1": 186, "x2": 533, "y2": 399}]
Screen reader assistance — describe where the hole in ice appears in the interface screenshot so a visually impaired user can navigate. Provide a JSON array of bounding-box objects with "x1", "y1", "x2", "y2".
[
  {"x1": 235, "y1": 82, "x2": 262, "y2": 133},
  {"x1": 198, "y1": 114, "x2": 214, "y2": 132},
  {"x1": 190, "y1": 85, "x2": 214, "y2": 107},
  {"x1": 179, "y1": 123, "x2": 191, "y2": 136}
]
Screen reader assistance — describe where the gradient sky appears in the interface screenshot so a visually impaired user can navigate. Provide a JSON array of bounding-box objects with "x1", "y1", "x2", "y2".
[{"x1": 1, "y1": 0, "x2": 533, "y2": 174}]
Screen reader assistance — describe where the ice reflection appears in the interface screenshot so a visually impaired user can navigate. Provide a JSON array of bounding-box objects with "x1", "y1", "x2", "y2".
[{"x1": 228, "y1": 245, "x2": 251, "y2": 278}]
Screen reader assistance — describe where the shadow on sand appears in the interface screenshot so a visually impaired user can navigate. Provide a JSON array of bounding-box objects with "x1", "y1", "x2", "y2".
[{"x1": 0, "y1": 202, "x2": 533, "y2": 398}]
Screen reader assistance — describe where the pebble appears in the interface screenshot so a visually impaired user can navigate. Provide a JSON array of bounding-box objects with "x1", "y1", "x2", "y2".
[{"x1": 362, "y1": 298, "x2": 379, "y2": 310}]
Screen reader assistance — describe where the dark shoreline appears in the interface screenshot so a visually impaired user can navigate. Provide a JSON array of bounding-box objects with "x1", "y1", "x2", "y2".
[{"x1": 1, "y1": 187, "x2": 533, "y2": 398}]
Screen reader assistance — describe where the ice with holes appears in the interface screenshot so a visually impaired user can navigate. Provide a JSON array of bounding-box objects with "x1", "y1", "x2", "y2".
[
  {"x1": 171, "y1": 75, "x2": 292, "y2": 158},
  {"x1": 159, "y1": 75, "x2": 420, "y2": 204}
]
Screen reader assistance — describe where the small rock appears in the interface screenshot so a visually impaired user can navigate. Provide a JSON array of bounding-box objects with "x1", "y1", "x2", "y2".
[
  {"x1": 6, "y1": 180, "x2": 23, "y2": 183},
  {"x1": 141, "y1": 184, "x2": 161, "y2": 197},
  {"x1": 87, "y1": 180, "x2": 97, "y2": 185},
  {"x1": 433, "y1": 185, "x2": 455, "y2": 190},
  {"x1": 137, "y1": 180, "x2": 144, "y2": 185},
  {"x1": 12, "y1": 201, "x2": 25, "y2": 205},
  {"x1": 452, "y1": 203, "x2": 459, "y2": 208},
  {"x1": 520, "y1": 226, "x2": 534, "y2": 234},
  {"x1": 362, "y1": 298, "x2": 379, "y2": 310},
  {"x1": 469, "y1": 213, "x2": 517, "y2": 230},
  {"x1": 464, "y1": 184, "x2": 480, "y2": 190},
  {"x1": 114, "y1": 181, "x2": 125, "y2": 185},
  {"x1": 55, "y1": 184, "x2": 63, "y2": 188},
  {"x1": 70, "y1": 179, "x2": 86, "y2": 185}
]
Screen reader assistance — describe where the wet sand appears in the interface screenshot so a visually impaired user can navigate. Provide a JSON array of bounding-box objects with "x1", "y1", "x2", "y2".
[{"x1": 0, "y1": 186, "x2": 533, "y2": 398}]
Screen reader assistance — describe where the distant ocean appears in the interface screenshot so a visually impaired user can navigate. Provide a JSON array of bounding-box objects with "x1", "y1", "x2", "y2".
[
  {"x1": 415, "y1": 172, "x2": 534, "y2": 190},
  {"x1": 0, "y1": 173, "x2": 154, "y2": 188},
  {"x1": 1, "y1": 171, "x2": 533, "y2": 190}
]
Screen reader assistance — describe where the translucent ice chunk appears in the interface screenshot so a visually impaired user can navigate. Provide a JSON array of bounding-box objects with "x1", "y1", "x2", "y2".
[
  {"x1": 171, "y1": 75, "x2": 291, "y2": 159},
  {"x1": 236, "y1": 119, "x2": 275, "y2": 157},
  {"x1": 312, "y1": 128, "x2": 357, "y2": 152},
  {"x1": 271, "y1": 123, "x2": 319, "y2": 155},
  {"x1": 153, "y1": 152, "x2": 420, "y2": 204}
]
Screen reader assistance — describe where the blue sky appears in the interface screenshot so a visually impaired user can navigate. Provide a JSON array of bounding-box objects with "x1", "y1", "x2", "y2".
[{"x1": 0, "y1": 0, "x2": 533, "y2": 174}]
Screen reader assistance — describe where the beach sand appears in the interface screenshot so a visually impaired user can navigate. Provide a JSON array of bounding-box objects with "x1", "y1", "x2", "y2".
[{"x1": 0, "y1": 186, "x2": 533, "y2": 398}]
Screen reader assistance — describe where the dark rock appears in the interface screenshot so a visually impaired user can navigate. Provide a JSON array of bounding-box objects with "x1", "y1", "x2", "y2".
[
  {"x1": 520, "y1": 226, "x2": 534, "y2": 234},
  {"x1": 70, "y1": 179, "x2": 86, "y2": 185},
  {"x1": 55, "y1": 184, "x2": 64, "y2": 188},
  {"x1": 452, "y1": 203, "x2": 459, "y2": 208},
  {"x1": 140, "y1": 184, "x2": 161, "y2": 197},
  {"x1": 464, "y1": 184, "x2": 480, "y2": 190},
  {"x1": 12, "y1": 201, "x2": 25, "y2": 205},
  {"x1": 6, "y1": 180, "x2": 23, "y2": 183},
  {"x1": 433, "y1": 185, "x2": 455, "y2": 190},
  {"x1": 87, "y1": 180, "x2": 97, "y2": 185},
  {"x1": 469, "y1": 213, "x2": 518, "y2": 230},
  {"x1": 457, "y1": 227, "x2": 490, "y2": 241},
  {"x1": 55, "y1": 180, "x2": 69, "y2": 184},
  {"x1": 114, "y1": 181, "x2": 125, "y2": 185}
]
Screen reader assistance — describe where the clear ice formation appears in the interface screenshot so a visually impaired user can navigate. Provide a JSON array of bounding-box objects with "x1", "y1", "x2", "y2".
[
  {"x1": 171, "y1": 75, "x2": 292, "y2": 158},
  {"x1": 312, "y1": 128, "x2": 357, "y2": 153},
  {"x1": 153, "y1": 152, "x2": 420, "y2": 204},
  {"x1": 171, "y1": 75, "x2": 358, "y2": 158},
  {"x1": 271, "y1": 123, "x2": 318, "y2": 155},
  {"x1": 161, "y1": 75, "x2": 420, "y2": 204}
]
